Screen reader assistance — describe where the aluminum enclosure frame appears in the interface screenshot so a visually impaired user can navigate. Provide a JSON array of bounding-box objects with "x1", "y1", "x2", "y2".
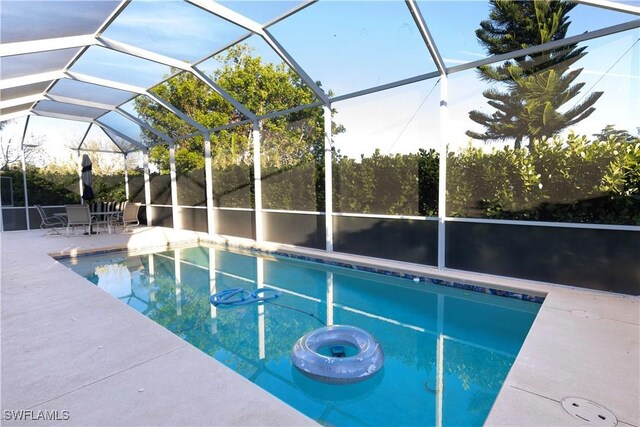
[{"x1": 0, "y1": 0, "x2": 638, "y2": 285}]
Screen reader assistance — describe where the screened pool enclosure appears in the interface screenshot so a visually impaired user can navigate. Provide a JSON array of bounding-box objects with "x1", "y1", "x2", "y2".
[{"x1": 1, "y1": 0, "x2": 638, "y2": 295}]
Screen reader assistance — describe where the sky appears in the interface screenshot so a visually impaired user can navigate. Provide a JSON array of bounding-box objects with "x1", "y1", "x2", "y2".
[{"x1": 1, "y1": 0, "x2": 639, "y2": 166}]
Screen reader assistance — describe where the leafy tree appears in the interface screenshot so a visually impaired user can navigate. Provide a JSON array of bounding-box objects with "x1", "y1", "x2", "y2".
[
  {"x1": 0, "y1": 120, "x2": 44, "y2": 171},
  {"x1": 593, "y1": 124, "x2": 639, "y2": 143},
  {"x1": 136, "y1": 43, "x2": 344, "y2": 210},
  {"x1": 136, "y1": 44, "x2": 341, "y2": 174},
  {"x1": 467, "y1": 0, "x2": 603, "y2": 149}
]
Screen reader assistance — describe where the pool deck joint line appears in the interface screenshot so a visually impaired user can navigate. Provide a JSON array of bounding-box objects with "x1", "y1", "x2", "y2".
[{"x1": 1, "y1": 227, "x2": 638, "y2": 426}]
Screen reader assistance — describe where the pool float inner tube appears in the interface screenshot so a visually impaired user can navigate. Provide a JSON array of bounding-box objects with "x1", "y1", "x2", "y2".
[{"x1": 291, "y1": 325, "x2": 384, "y2": 384}]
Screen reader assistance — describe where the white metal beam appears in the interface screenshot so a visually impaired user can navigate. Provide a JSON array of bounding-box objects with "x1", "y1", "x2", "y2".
[
  {"x1": 36, "y1": 43, "x2": 93, "y2": 128},
  {"x1": 95, "y1": 0, "x2": 132, "y2": 36},
  {"x1": 143, "y1": 148, "x2": 153, "y2": 225},
  {"x1": 0, "y1": 110, "x2": 29, "y2": 121},
  {"x1": 185, "y1": 0, "x2": 263, "y2": 33},
  {"x1": 323, "y1": 105, "x2": 333, "y2": 252},
  {"x1": 77, "y1": 149, "x2": 83, "y2": 204},
  {"x1": 76, "y1": 123, "x2": 93, "y2": 151},
  {"x1": 406, "y1": 0, "x2": 447, "y2": 75},
  {"x1": 447, "y1": 19, "x2": 640, "y2": 74},
  {"x1": 208, "y1": 118, "x2": 252, "y2": 133},
  {"x1": 437, "y1": 76, "x2": 448, "y2": 270},
  {"x1": 66, "y1": 72, "x2": 208, "y2": 137},
  {"x1": 445, "y1": 216, "x2": 640, "y2": 232},
  {"x1": 0, "y1": 1, "x2": 129, "y2": 142},
  {"x1": 115, "y1": 108, "x2": 173, "y2": 144},
  {"x1": 0, "y1": 34, "x2": 98, "y2": 57},
  {"x1": 31, "y1": 110, "x2": 94, "y2": 123},
  {"x1": 124, "y1": 153, "x2": 130, "y2": 200},
  {"x1": 173, "y1": 131, "x2": 201, "y2": 142},
  {"x1": 189, "y1": 67, "x2": 257, "y2": 121},
  {"x1": 261, "y1": 29, "x2": 330, "y2": 104},
  {"x1": 263, "y1": 0, "x2": 317, "y2": 28},
  {"x1": 189, "y1": 0, "x2": 313, "y2": 69},
  {"x1": 204, "y1": 132, "x2": 215, "y2": 235},
  {"x1": 192, "y1": 35, "x2": 253, "y2": 70},
  {"x1": 0, "y1": 94, "x2": 45, "y2": 110},
  {"x1": 329, "y1": 70, "x2": 441, "y2": 103},
  {"x1": 169, "y1": 140, "x2": 179, "y2": 229},
  {"x1": 258, "y1": 100, "x2": 325, "y2": 121},
  {"x1": 97, "y1": 36, "x2": 190, "y2": 71},
  {"x1": 252, "y1": 121, "x2": 263, "y2": 242},
  {"x1": 185, "y1": 0, "x2": 329, "y2": 105},
  {"x1": 78, "y1": 147, "x2": 123, "y2": 154},
  {"x1": 51, "y1": 82, "x2": 135, "y2": 110},
  {"x1": 95, "y1": 37, "x2": 258, "y2": 121},
  {"x1": 576, "y1": 0, "x2": 640, "y2": 16},
  {"x1": 95, "y1": 121, "x2": 147, "y2": 150},
  {"x1": 44, "y1": 94, "x2": 118, "y2": 112},
  {"x1": 0, "y1": 71, "x2": 63, "y2": 90},
  {"x1": 97, "y1": 124, "x2": 133, "y2": 154},
  {"x1": 19, "y1": 116, "x2": 30, "y2": 230},
  {"x1": 66, "y1": 71, "x2": 147, "y2": 94},
  {"x1": 144, "y1": 92, "x2": 208, "y2": 133}
]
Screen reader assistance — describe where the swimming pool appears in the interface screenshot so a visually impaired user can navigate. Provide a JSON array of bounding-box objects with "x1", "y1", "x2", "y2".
[{"x1": 59, "y1": 245, "x2": 540, "y2": 426}]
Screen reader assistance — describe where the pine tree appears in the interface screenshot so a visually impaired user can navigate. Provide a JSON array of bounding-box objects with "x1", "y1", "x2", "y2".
[{"x1": 466, "y1": 0, "x2": 603, "y2": 150}]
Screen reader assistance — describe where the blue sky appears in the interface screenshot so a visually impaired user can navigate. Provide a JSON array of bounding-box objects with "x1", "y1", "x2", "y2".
[{"x1": 4, "y1": 0, "x2": 639, "y2": 163}]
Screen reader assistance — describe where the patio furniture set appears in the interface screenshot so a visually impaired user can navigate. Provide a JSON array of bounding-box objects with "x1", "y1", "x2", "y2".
[{"x1": 35, "y1": 202, "x2": 141, "y2": 236}]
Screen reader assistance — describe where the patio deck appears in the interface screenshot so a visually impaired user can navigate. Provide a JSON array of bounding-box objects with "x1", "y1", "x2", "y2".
[{"x1": 1, "y1": 227, "x2": 638, "y2": 426}]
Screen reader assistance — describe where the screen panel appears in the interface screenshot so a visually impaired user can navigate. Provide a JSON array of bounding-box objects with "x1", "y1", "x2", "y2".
[
  {"x1": 270, "y1": 1, "x2": 437, "y2": 96},
  {"x1": 446, "y1": 29, "x2": 640, "y2": 225}
]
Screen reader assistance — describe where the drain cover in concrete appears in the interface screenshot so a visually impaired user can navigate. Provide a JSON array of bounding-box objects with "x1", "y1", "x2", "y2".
[{"x1": 561, "y1": 397, "x2": 617, "y2": 426}]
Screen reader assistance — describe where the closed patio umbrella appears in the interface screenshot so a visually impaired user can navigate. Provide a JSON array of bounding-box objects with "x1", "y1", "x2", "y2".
[{"x1": 81, "y1": 154, "x2": 94, "y2": 201}]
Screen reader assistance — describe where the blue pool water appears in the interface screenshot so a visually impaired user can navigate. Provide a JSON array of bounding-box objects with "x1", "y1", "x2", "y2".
[{"x1": 60, "y1": 245, "x2": 540, "y2": 426}]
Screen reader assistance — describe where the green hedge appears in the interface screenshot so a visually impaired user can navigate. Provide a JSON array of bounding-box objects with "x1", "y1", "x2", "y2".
[
  {"x1": 0, "y1": 168, "x2": 130, "y2": 206},
  {"x1": 333, "y1": 149, "x2": 438, "y2": 216},
  {"x1": 2, "y1": 133, "x2": 638, "y2": 225},
  {"x1": 447, "y1": 133, "x2": 640, "y2": 224}
]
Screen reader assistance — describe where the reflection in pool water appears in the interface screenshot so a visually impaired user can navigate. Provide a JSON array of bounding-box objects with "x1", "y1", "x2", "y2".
[
  {"x1": 61, "y1": 245, "x2": 540, "y2": 427},
  {"x1": 95, "y1": 263, "x2": 132, "y2": 298}
]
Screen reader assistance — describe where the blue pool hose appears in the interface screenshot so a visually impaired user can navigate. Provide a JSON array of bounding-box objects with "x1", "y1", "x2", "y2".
[
  {"x1": 209, "y1": 287, "x2": 326, "y2": 325},
  {"x1": 210, "y1": 287, "x2": 281, "y2": 307}
]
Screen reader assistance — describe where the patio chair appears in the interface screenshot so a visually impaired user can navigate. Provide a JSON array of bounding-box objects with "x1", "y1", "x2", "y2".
[
  {"x1": 35, "y1": 205, "x2": 66, "y2": 236},
  {"x1": 90, "y1": 201, "x2": 110, "y2": 234},
  {"x1": 110, "y1": 202, "x2": 141, "y2": 233},
  {"x1": 122, "y1": 202, "x2": 141, "y2": 233},
  {"x1": 65, "y1": 205, "x2": 94, "y2": 236}
]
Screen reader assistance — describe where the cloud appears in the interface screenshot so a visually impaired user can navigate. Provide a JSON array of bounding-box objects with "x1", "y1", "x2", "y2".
[
  {"x1": 458, "y1": 50, "x2": 487, "y2": 58},
  {"x1": 443, "y1": 58, "x2": 471, "y2": 65},
  {"x1": 581, "y1": 69, "x2": 640, "y2": 80},
  {"x1": 443, "y1": 50, "x2": 488, "y2": 65},
  {"x1": 102, "y1": 1, "x2": 248, "y2": 62}
]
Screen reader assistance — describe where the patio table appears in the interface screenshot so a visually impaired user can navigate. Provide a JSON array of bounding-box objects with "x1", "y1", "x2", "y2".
[{"x1": 91, "y1": 211, "x2": 121, "y2": 234}]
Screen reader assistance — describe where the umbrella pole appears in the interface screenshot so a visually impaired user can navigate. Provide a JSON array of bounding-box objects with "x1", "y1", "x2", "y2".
[{"x1": 77, "y1": 150, "x2": 83, "y2": 204}]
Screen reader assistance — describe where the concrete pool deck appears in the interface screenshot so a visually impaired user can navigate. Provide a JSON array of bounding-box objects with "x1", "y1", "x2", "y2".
[{"x1": 1, "y1": 227, "x2": 638, "y2": 426}]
